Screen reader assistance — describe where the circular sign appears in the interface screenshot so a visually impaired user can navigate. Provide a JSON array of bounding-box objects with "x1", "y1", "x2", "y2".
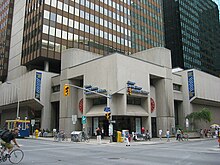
[
  {"x1": 79, "y1": 98, "x2": 83, "y2": 113},
  {"x1": 151, "y1": 98, "x2": 155, "y2": 113}
]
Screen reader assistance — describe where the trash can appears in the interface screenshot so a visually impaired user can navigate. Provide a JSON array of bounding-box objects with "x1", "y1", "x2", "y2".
[{"x1": 71, "y1": 131, "x2": 82, "y2": 142}]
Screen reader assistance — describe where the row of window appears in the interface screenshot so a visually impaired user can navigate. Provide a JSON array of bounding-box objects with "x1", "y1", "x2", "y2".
[
  {"x1": 93, "y1": 97, "x2": 141, "y2": 105},
  {"x1": 44, "y1": 10, "x2": 131, "y2": 37},
  {"x1": 42, "y1": 24, "x2": 132, "y2": 47}
]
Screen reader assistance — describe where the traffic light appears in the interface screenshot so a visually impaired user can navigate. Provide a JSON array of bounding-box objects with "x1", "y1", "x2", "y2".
[
  {"x1": 63, "y1": 84, "x2": 70, "y2": 96},
  {"x1": 127, "y1": 87, "x2": 132, "y2": 95},
  {"x1": 105, "y1": 112, "x2": 111, "y2": 120}
]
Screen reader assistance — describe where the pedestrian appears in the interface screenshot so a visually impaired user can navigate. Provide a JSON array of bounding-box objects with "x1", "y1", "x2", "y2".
[
  {"x1": 200, "y1": 129, "x2": 204, "y2": 138},
  {"x1": 141, "y1": 127, "x2": 145, "y2": 134},
  {"x1": 146, "y1": 130, "x2": 150, "y2": 141},
  {"x1": 176, "y1": 128, "x2": 181, "y2": 141},
  {"x1": 159, "y1": 129, "x2": 163, "y2": 140},
  {"x1": 101, "y1": 127, "x2": 104, "y2": 139},
  {"x1": 96, "y1": 127, "x2": 101, "y2": 144},
  {"x1": 166, "y1": 129, "x2": 170, "y2": 142},
  {"x1": 125, "y1": 131, "x2": 130, "y2": 146},
  {"x1": 218, "y1": 128, "x2": 220, "y2": 147}
]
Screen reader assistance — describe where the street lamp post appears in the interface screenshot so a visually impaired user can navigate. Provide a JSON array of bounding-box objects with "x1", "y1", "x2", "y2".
[{"x1": 6, "y1": 82, "x2": 20, "y2": 119}]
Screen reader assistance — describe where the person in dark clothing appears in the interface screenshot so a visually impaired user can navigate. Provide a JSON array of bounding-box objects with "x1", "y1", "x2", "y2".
[
  {"x1": 96, "y1": 127, "x2": 101, "y2": 144},
  {"x1": 1, "y1": 128, "x2": 20, "y2": 153}
]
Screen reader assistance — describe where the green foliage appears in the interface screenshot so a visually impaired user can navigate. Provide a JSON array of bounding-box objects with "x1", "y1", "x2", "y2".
[{"x1": 186, "y1": 108, "x2": 212, "y2": 123}]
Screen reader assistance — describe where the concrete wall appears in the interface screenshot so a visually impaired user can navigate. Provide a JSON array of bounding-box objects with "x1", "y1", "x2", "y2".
[
  {"x1": 7, "y1": 0, "x2": 27, "y2": 81},
  {"x1": 194, "y1": 70, "x2": 220, "y2": 102}
]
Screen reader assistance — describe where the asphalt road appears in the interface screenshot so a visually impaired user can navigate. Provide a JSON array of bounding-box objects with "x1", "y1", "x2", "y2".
[{"x1": 2, "y1": 138, "x2": 219, "y2": 165}]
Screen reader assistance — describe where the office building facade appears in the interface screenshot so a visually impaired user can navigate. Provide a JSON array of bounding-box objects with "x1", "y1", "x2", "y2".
[
  {"x1": 0, "y1": 0, "x2": 14, "y2": 81},
  {"x1": 22, "y1": 0, "x2": 164, "y2": 74},
  {"x1": 163, "y1": 0, "x2": 220, "y2": 76}
]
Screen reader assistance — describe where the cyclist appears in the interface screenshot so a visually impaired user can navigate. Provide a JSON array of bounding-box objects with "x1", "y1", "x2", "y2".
[{"x1": 0, "y1": 127, "x2": 20, "y2": 153}]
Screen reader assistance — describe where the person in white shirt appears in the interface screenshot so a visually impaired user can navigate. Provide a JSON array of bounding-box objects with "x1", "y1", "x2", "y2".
[
  {"x1": 166, "y1": 129, "x2": 170, "y2": 142},
  {"x1": 159, "y1": 129, "x2": 163, "y2": 140}
]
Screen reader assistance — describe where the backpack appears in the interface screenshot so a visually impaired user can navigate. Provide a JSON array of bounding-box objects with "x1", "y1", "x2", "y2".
[{"x1": 0, "y1": 129, "x2": 11, "y2": 143}]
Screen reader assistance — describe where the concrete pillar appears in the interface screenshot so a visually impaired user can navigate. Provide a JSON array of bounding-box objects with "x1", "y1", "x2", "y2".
[
  {"x1": 44, "y1": 61, "x2": 49, "y2": 72},
  {"x1": 155, "y1": 78, "x2": 175, "y2": 135},
  {"x1": 60, "y1": 79, "x2": 81, "y2": 134}
]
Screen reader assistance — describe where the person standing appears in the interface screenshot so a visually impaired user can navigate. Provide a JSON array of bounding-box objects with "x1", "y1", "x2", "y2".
[
  {"x1": 166, "y1": 129, "x2": 170, "y2": 142},
  {"x1": 141, "y1": 127, "x2": 145, "y2": 134},
  {"x1": 159, "y1": 129, "x2": 163, "y2": 140},
  {"x1": 96, "y1": 127, "x2": 101, "y2": 144},
  {"x1": 101, "y1": 127, "x2": 104, "y2": 139}
]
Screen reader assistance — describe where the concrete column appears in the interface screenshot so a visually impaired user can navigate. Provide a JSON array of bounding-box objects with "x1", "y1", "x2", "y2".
[
  {"x1": 155, "y1": 78, "x2": 175, "y2": 135},
  {"x1": 44, "y1": 61, "x2": 49, "y2": 72},
  {"x1": 60, "y1": 79, "x2": 80, "y2": 134}
]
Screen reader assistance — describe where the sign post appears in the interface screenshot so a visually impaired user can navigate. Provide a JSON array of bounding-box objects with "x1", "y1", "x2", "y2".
[
  {"x1": 82, "y1": 116, "x2": 87, "y2": 125},
  {"x1": 31, "y1": 119, "x2": 35, "y2": 138}
]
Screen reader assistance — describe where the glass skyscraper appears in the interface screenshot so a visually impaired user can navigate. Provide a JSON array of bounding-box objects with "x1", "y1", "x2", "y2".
[{"x1": 163, "y1": 0, "x2": 220, "y2": 76}]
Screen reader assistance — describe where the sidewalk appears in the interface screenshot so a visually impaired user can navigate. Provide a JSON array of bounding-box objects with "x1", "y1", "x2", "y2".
[{"x1": 27, "y1": 136, "x2": 215, "y2": 146}]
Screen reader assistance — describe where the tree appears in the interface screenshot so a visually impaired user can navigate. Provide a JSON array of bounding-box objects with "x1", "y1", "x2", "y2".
[{"x1": 186, "y1": 108, "x2": 212, "y2": 130}]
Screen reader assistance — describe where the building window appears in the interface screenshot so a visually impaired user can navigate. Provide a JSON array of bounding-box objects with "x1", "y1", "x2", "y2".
[
  {"x1": 93, "y1": 97, "x2": 107, "y2": 105},
  {"x1": 173, "y1": 84, "x2": 181, "y2": 91},
  {"x1": 127, "y1": 97, "x2": 141, "y2": 105},
  {"x1": 52, "y1": 85, "x2": 60, "y2": 92}
]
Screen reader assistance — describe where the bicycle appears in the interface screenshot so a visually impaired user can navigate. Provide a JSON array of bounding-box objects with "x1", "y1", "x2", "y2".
[
  {"x1": 81, "y1": 132, "x2": 90, "y2": 143},
  {"x1": 0, "y1": 144, "x2": 24, "y2": 164},
  {"x1": 54, "y1": 131, "x2": 68, "y2": 142}
]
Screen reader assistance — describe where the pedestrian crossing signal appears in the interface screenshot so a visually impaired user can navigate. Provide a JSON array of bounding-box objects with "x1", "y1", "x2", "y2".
[
  {"x1": 63, "y1": 84, "x2": 70, "y2": 96},
  {"x1": 128, "y1": 87, "x2": 132, "y2": 95},
  {"x1": 105, "y1": 112, "x2": 111, "y2": 120}
]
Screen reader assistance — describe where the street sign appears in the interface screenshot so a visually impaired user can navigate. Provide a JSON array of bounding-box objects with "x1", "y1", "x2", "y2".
[
  {"x1": 110, "y1": 120, "x2": 116, "y2": 123},
  {"x1": 109, "y1": 123, "x2": 113, "y2": 136},
  {"x1": 31, "y1": 119, "x2": 35, "y2": 126},
  {"x1": 104, "y1": 106, "x2": 111, "y2": 112},
  {"x1": 82, "y1": 116, "x2": 87, "y2": 124},
  {"x1": 72, "y1": 115, "x2": 77, "y2": 125}
]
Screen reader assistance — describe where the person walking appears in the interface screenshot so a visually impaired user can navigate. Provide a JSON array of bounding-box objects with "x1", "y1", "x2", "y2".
[
  {"x1": 166, "y1": 129, "x2": 170, "y2": 142},
  {"x1": 159, "y1": 129, "x2": 163, "y2": 140},
  {"x1": 125, "y1": 131, "x2": 130, "y2": 146},
  {"x1": 176, "y1": 128, "x2": 181, "y2": 141},
  {"x1": 96, "y1": 127, "x2": 101, "y2": 144}
]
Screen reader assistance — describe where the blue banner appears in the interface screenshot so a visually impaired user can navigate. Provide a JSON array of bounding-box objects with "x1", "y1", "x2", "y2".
[
  {"x1": 35, "y1": 72, "x2": 42, "y2": 100},
  {"x1": 188, "y1": 71, "x2": 195, "y2": 100}
]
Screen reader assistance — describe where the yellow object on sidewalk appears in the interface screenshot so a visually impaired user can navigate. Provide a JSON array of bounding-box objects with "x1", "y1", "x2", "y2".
[
  {"x1": 117, "y1": 131, "x2": 123, "y2": 142},
  {"x1": 35, "y1": 129, "x2": 39, "y2": 139}
]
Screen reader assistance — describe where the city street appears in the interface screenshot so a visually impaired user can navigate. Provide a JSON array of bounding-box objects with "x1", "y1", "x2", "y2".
[{"x1": 3, "y1": 138, "x2": 219, "y2": 165}]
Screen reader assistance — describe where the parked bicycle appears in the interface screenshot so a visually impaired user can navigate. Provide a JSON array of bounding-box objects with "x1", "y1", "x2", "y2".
[
  {"x1": 81, "y1": 131, "x2": 89, "y2": 143},
  {"x1": 54, "y1": 131, "x2": 68, "y2": 141},
  {"x1": 0, "y1": 145, "x2": 24, "y2": 164}
]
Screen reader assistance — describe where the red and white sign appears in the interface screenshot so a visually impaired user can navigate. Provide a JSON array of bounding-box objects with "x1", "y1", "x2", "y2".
[
  {"x1": 151, "y1": 98, "x2": 155, "y2": 113},
  {"x1": 79, "y1": 98, "x2": 83, "y2": 113}
]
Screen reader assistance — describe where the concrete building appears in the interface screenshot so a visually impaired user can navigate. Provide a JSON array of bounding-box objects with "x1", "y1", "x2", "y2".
[{"x1": 0, "y1": 47, "x2": 220, "y2": 136}]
